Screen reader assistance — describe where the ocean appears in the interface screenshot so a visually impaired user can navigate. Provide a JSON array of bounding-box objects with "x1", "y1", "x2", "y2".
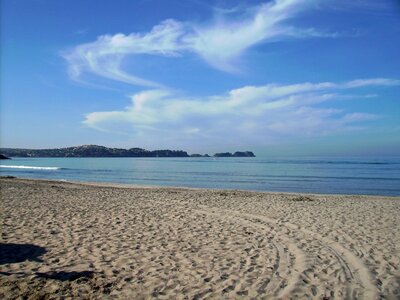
[{"x1": 1, "y1": 157, "x2": 400, "y2": 196}]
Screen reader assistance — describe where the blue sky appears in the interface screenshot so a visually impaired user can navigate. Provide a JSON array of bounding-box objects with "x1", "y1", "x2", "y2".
[{"x1": 1, "y1": 0, "x2": 400, "y2": 156}]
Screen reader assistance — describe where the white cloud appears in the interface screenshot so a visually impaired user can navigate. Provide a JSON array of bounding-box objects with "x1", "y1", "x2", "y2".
[
  {"x1": 64, "y1": 0, "x2": 329, "y2": 86},
  {"x1": 83, "y1": 78, "x2": 398, "y2": 148},
  {"x1": 63, "y1": 1, "x2": 399, "y2": 149},
  {"x1": 64, "y1": 19, "x2": 185, "y2": 88},
  {"x1": 343, "y1": 78, "x2": 400, "y2": 88},
  {"x1": 183, "y1": 0, "x2": 310, "y2": 72}
]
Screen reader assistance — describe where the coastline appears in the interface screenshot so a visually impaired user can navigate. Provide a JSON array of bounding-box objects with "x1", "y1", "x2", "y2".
[{"x1": 1, "y1": 177, "x2": 399, "y2": 299}]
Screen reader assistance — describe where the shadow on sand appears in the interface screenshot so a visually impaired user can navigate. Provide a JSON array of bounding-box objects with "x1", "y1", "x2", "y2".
[
  {"x1": 0, "y1": 243, "x2": 47, "y2": 264},
  {"x1": 0, "y1": 243, "x2": 94, "y2": 281}
]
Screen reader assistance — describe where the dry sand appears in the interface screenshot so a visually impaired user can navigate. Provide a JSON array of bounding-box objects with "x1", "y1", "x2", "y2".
[{"x1": 0, "y1": 177, "x2": 399, "y2": 299}]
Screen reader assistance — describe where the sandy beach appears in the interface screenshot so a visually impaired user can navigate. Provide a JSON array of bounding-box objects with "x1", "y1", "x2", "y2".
[{"x1": 0, "y1": 177, "x2": 399, "y2": 299}]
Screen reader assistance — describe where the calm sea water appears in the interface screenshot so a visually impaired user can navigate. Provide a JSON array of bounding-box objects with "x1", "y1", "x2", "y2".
[{"x1": 1, "y1": 157, "x2": 400, "y2": 196}]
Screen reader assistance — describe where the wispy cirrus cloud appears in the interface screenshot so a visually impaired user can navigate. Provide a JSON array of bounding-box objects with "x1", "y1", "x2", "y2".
[
  {"x1": 63, "y1": 19, "x2": 185, "y2": 88},
  {"x1": 321, "y1": 0, "x2": 400, "y2": 16},
  {"x1": 83, "y1": 78, "x2": 398, "y2": 148},
  {"x1": 64, "y1": 0, "x2": 331, "y2": 87}
]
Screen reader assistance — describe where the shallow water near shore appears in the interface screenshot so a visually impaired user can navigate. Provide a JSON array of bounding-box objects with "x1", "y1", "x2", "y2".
[{"x1": 1, "y1": 156, "x2": 400, "y2": 196}]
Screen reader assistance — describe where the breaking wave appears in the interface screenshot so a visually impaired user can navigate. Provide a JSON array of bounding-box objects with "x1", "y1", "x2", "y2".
[{"x1": 0, "y1": 165, "x2": 61, "y2": 170}]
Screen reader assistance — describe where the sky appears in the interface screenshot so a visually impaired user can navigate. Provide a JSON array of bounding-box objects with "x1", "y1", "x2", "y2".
[{"x1": 1, "y1": 0, "x2": 400, "y2": 156}]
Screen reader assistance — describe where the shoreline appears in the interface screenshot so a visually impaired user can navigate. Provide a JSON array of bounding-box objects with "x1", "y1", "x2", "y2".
[
  {"x1": 2, "y1": 176, "x2": 399, "y2": 199},
  {"x1": 1, "y1": 177, "x2": 399, "y2": 298}
]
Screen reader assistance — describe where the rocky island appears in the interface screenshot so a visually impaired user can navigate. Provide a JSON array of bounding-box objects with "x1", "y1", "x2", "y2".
[{"x1": 214, "y1": 151, "x2": 255, "y2": 157}]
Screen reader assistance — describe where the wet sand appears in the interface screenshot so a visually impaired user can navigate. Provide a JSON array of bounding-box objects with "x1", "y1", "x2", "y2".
[{"x1": 1, "y1": 177, "x2": 399, "y2": 299}]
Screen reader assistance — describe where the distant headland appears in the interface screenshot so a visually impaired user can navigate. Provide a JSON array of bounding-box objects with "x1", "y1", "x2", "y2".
[{"x1": 0, "y1": 145, "x2": 255, "y2": 158}]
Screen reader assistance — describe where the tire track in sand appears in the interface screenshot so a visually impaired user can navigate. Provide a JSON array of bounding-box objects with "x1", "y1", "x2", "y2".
[
  {"x1": 195, "y1": 205, "x2": 378, "y2": 299},
  {"x1": 194, "y1": 207, "x2": 307, "y2": 298}
]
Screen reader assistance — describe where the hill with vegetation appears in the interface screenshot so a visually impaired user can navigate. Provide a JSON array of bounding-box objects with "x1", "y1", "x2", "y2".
[
  {"x1": 0, "y1": 145, "x2": 255, "y2": 158},
  {"x1": 0, "y1": 145, "x2": 189, "y2": 158}
]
